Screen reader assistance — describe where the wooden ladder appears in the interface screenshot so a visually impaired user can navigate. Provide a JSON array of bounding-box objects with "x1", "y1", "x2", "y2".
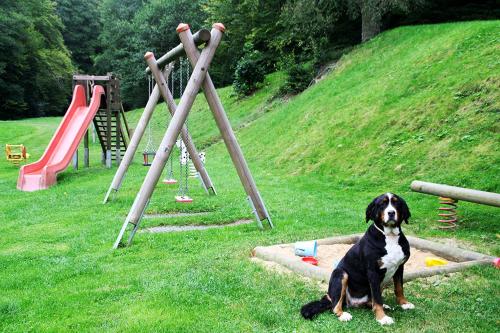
[{"x1": 93, "y1": 108, "x2": 129, "y2": 162}]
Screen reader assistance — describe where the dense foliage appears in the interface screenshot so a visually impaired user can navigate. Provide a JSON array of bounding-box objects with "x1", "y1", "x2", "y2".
[
  {"x1": 55, "y1": 0, "x2": 101, "y2": 73},
  {"x1": 94, "y1": 0, "x2": 206, "y2": 109},
  {"x1": 0, "y1": 0, "x2": 497, "y2": 119},
  {"x1": 0, "y1": 0, "x2": 73, "y2": 119},
  {"x1": 278, "y1": 62, "x2": 315, "y2": 96},
  {"x1": 233, "y1": 49, "x2": 265, "y2": 97}
]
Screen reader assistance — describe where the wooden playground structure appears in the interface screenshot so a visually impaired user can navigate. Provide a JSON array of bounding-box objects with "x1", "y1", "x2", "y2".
[
  {"x1": 112, "y1": 23, "x2": 273, "y2": 249},
  {"x1": 72, "y1": 74, "x2": 130, "y2": 169}
]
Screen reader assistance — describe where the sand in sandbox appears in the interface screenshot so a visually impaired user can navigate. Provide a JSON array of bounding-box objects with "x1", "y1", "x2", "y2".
[{"x1": 268, "y1": 243, "x2": 456, "y2": 273}]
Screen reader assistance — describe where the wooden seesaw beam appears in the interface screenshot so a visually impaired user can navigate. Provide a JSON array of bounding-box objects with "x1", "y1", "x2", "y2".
[{"x1": 410, "y1": 180, "x2": 500, "y2": 207}]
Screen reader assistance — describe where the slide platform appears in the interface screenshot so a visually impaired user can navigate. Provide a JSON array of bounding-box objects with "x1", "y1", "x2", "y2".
[{"x1": 17, "y1": 85, "x2": 104, "y2": 192}]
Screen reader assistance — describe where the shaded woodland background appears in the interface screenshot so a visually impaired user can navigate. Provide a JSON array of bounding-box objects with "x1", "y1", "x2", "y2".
[{"x1": 0, "y1": 0, "x2": 498, "y2": 119}]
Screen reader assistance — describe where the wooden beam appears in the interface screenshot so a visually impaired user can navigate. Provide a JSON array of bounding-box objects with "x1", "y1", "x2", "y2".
[
  {"x1": 411, "y1": 181, "x2": 500, "y2": 207},
  {"x1": 145, "y1": 29, "x2": 211, "y2": 74},
  {"x1": 73, "y1": 75, "x2": 112, "y2": 81}
]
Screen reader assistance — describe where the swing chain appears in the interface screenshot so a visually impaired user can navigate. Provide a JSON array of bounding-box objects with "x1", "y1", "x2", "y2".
[
  {"x1": 144, "y1": 75, "x2": 155, "y2": 154},
  {"x1": 164, "y1": 65, "x2": 176, "y2": 180},
  {"x1": 176, "y1": 58, "x2": 191, "y2": 197}
]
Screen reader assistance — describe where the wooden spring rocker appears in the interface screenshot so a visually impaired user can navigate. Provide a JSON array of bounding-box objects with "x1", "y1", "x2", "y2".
[
  {"x1": 411, "y1": 180, "x2": 500, "y2": 229},
  {"x1": 5, "y1": 144, "x2": 30, "y2": 166}
]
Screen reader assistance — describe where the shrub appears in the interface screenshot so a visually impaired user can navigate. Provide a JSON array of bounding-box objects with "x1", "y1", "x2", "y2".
[
  {"x1": 233, "y1": 50, "x2": 265, "y2": 97},
  {"x1": 279, "y1": 62, "x2": 315, "y2": 96}
]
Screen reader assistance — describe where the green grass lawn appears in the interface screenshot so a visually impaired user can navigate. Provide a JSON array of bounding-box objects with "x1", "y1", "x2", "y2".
[{"x1": 1, "y1": 21, "x2": 499, "y2": 332}]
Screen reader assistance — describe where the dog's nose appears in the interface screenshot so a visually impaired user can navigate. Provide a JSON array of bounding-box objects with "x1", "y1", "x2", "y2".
[{"x1": 388, "y1": 210, "x2": 396, "y2": 219}]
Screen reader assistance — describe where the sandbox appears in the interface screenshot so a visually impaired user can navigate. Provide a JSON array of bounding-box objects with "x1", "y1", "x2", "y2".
[{"x1": 252, "y1": 234, "x2": 494, "y2": 283}]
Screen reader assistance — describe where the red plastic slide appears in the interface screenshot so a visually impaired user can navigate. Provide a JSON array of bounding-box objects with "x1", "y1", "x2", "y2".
[{"x1": 17, "y1": 85, "x2": 104, "y2": 192}]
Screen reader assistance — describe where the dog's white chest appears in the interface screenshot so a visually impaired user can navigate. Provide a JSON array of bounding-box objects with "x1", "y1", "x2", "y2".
[{"x1": 380, "y1": 236, "x2": 405, "y2": 284}]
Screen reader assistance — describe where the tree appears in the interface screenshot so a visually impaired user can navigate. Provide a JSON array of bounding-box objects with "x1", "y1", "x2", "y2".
[
  {"x1": 95, "y1": 0, "x2": 207, "y2": 108},
  {"x1": 94, "y1": 0, "x2": 145, "y2": 108},
  {"x1": 0, "y1": 0, "x2": 74, "y2": 119},
  {"x1": 339, "y1": 0, "x2": 424, "y2": 42},
  {"x1": 273, "y1": 0, "x2": 342, "y2": 64},
  {"x1": 55, "y1": 0, "x2": 101, "y2": 73},
  {"x1": 203, "y1": 0, "x2": 285, "y2": 86}
]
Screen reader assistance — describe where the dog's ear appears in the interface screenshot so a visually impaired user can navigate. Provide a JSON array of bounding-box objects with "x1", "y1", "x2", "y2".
[
  {"x1": 365, "y1": 198, "x2": 378, "y2": 223},
  {"x1": 398, "y1": 196, "x2": 411, "y2": 224}
]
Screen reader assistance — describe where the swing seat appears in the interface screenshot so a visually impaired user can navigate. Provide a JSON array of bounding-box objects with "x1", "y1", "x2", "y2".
[
  {"x1": 175, "y1": 195, "x2": 193, "y2": 203},
  {"x1": 143, "y1": 151, "x2": 156, "y2": 166},
  {"x1": 162, "y1": 178, "x2": 178, "y2": 184}
]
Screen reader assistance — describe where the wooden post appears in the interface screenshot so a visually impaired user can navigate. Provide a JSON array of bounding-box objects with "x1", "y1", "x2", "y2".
[
  {"x1": 84, "y1": 129, "x2": 89, "y2": 167},
  {"x1": 181, "y1": 24, "x2": 272, "y2": 229},
  {"x1": 72, "y1": 150, "x2": 78, "y2": 170},
  {"x1": 115, "y1": 110, "x2": 121, "y2": 166},
  {"x1": 105, "y1": 81, "x2": 112, "y2": 168},
  {"x1": 146, "y1": 56, "x2": 216, "y2": 195},
  {"x1": 103, "y1": 81, "x2": 162, "y2": 203},
  {"x1": 114, "y1": 23, "x2": 223, "y2": 249},
  {"x1": 120, "y1": 104, "x2": 130, "y2": 140}
]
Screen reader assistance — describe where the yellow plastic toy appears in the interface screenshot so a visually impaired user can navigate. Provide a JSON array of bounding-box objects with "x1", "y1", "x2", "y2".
[
  {"x1": 5, "y1": 144, "x2": 30, "y2": 166},
  {"x1": 425, "y1": 257, "x2": 448, "y2": 267}
]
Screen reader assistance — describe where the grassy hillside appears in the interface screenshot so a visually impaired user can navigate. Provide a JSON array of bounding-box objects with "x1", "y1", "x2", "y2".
[
  {"x1": 241, "y1": 21, "x2": 499, "y2": 189},
  {"x1": 0, "y1": 21, "x2": 498, "y2": 332}
]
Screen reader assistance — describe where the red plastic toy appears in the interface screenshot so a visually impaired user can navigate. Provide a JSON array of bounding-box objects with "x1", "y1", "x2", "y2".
[
  {"x1": 493, "y1": 258, "x2": 500, "y2": 269},
  {"x1": 302, "y1": 256, "x2": 318, "y2": 266}
]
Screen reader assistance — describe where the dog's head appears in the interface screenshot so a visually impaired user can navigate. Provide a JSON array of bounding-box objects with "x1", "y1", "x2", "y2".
[{"x1": 365, "y1": 193, "x2": 411, "y2": 229}]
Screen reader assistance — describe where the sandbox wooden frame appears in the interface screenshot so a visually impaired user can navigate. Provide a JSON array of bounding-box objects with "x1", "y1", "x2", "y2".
[{"x1": 253, "y1": 234, "x2": 494, "y2": 283}]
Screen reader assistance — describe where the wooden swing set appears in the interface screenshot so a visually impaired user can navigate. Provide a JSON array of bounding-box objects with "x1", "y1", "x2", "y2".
[{"x1": 109, "y1": 23, "x2": 273, "y2": 248}]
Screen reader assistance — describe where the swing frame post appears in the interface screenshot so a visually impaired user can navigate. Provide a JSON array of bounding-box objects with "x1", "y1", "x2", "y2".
[
  {"x1": 103, "y1": 73, "x2": 163, "y2": 203},
  {"x1": 145, "y1": 54, "x2": 216, "y2": 196},
  {"x1": 113, "y1": 23, "x2": 224, "y2": 249},
  {"x1": 181, "y1": 24, "x2": 273, "y2": 229}
]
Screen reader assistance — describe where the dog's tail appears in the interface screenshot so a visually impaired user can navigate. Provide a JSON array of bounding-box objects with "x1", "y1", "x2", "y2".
[{"x1": 300, "y1": 295, "x2": 332, "y2": 320}]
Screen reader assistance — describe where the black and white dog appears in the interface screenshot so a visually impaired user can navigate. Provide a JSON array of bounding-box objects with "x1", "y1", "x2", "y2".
[{"x1": 301, "y1": 193, "x2": 413, "y2": 325}]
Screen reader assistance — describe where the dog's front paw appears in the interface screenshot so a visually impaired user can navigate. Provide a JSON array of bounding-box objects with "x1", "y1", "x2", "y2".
[
  {"x1": 377, "y1": 315, "x2": 394, "y2": 325},
  {"x1": 401, "y1": 302, "x2": 415, "y2": 310},
  {"x1": 383, "y1": 304, "x2": 392, "y2": 310},
  {"x1": 338, "y1": 312, "x2": 352, "y2": 322}
]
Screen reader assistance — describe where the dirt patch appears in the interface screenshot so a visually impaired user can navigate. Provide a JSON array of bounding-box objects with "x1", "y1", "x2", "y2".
[
  {"x1": 143, "y1": 211, "x2": 211, "y2": 219},
  {"x1": 264, "y1": 243, "x2": 457, "y2": 274},
  {"x1": 143, "y1": 219, "x2": 253, "y2": 233}
]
